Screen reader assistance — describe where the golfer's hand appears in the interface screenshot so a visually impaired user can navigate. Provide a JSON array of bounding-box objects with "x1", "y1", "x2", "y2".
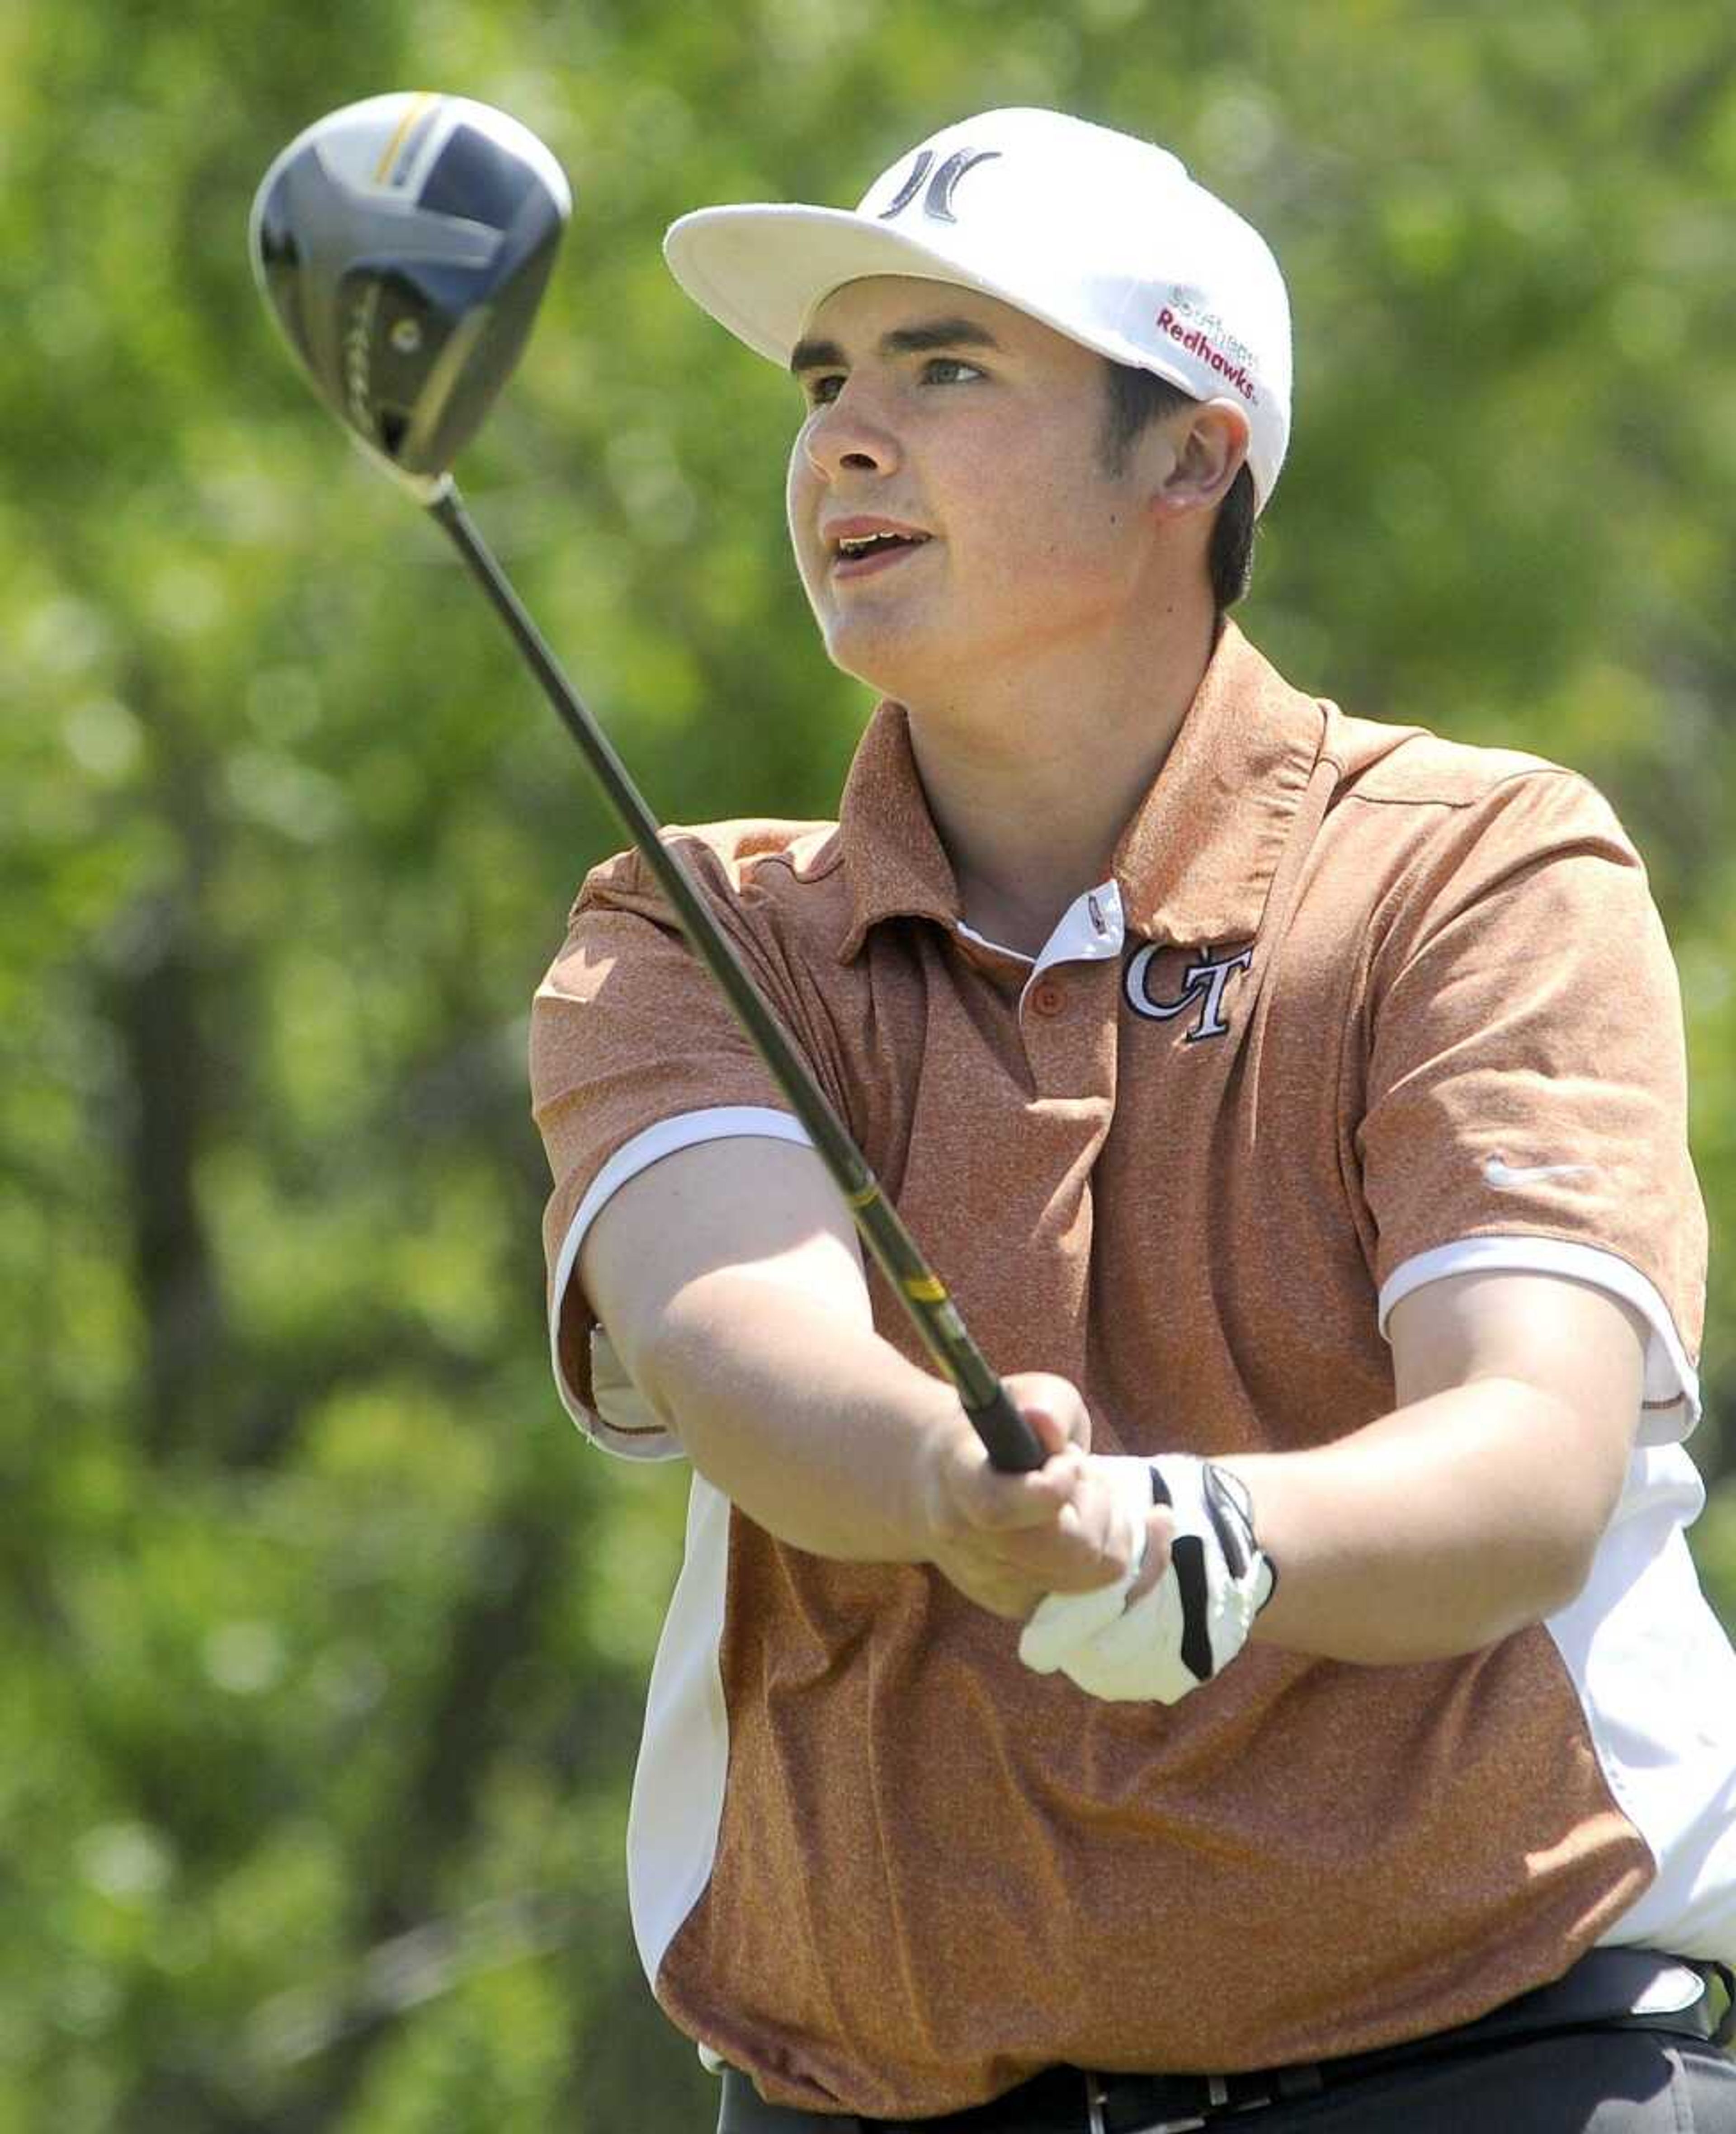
[
  {"x1": 1019, "y1": 1458, "x2": 1269, "y2": 1702},
  {"x1": 919, "y1": 1374, "x2": 1167, "y2": 1620}
]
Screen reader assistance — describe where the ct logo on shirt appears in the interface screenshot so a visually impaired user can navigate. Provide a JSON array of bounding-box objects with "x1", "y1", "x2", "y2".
[{"x1": 1124, "y1": 945, "x2": 1254, "y2": 1042}]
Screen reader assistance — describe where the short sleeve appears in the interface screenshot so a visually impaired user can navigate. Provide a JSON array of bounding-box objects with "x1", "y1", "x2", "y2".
[
  {"x1": 1357, "y1": 769, "x2": 1707, "y2": 1441},
  {"x1": 529, "y1": 839, "x2": 835, "y2": 1454}
]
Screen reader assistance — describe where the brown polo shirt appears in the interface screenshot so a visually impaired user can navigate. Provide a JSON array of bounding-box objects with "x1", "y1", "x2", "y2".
[{"x1": 529, "y1": 623, "x2": 1718, "y2": 2118}]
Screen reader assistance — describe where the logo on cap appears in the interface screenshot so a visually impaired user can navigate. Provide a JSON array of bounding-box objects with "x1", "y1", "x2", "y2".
[
  {"x1": 1155, "y1": 297, "x2": 1260, "y2": 405},
  {"x1": 877, "y1": 147, "x2": 1002, "y2": 225}
]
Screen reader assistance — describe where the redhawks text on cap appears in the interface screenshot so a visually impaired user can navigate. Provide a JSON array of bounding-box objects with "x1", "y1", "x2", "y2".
[{"x1": 1156, "y1": 306, "x2": 1260, "y2": 404}]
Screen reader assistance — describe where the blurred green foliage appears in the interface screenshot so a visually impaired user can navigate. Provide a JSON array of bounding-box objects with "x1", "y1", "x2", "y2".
[{"x1": 3, "y1": 2, "x2": 1733, "y2": 2126}]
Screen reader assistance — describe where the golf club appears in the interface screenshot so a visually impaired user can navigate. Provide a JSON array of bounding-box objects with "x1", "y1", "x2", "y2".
[{"x1": 250, "y1": 93, "x2": 1044, "y2": 1474}]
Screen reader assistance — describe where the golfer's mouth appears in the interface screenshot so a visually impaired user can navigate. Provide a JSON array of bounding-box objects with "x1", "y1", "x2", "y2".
[{"x1": 826, "y1": 519, "x2": 933, "y2": 578}]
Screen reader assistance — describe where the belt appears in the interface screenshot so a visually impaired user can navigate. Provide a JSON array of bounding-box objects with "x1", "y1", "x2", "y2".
[{"x1": 716, "y1": 1949, "x2": 1734, "y2": 2133}]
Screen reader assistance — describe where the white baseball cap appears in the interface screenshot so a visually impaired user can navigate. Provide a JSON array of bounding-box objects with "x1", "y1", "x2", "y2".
[{"x1": 664, "y1": 107, "x2": 1293, "y2": 514}]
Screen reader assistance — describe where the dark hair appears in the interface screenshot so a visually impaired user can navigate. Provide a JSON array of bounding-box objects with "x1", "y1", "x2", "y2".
[{"x1": 1097, "y1": 359, "x2": 1258, "y2": 611}]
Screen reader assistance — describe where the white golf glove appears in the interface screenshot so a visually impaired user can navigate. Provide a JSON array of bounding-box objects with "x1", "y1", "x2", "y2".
[{"x1": 1019, "y1": 1455, "x2": 1276, "y2": 1704}]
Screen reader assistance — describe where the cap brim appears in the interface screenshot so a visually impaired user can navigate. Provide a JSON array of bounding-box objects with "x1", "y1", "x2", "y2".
[
  {"x1": 664, "y1": 203, "x2": 1017, "y2": 367},
  {"x1": 662, "y1": 203, "x2": 1204, "y2": 391}
]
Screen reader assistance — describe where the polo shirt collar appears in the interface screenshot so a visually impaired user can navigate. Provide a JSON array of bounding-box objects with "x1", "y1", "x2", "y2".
[
  {"x1": 835, "y1": 707, "x2": 963, "y2": 961},
  {"x1": 835, "y1": 622, "x2": 1330, "y2": 961},
  {"x1": 1113, "y1": 621, "x2": 1330, "y2": 947}
]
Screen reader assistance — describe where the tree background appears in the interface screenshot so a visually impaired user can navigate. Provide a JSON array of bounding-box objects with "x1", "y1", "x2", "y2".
[{"x1": 5, "y1": 3, "x2": 1733, "y2": 2126}]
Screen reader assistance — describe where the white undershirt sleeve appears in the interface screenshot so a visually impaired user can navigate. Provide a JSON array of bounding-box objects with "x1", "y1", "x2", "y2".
[
  {"x1": 1377, "y1": 1235, "x2": 1701, "y2": 1445},
  {"x1": 547, "y1": 1106, "x2": 814, "y2": 1459}
]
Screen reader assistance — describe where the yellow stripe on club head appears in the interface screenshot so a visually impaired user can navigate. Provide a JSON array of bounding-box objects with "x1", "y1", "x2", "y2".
[
  {"x1": 845, "y1": 1182, "x2": 880, "y2": 1210},
  {"x1": 375, "y1": 91, "x2": 438, "y2": 184},
  {"x1": 901, "y1": 1273, "x2": 948, "y2": 1304}
]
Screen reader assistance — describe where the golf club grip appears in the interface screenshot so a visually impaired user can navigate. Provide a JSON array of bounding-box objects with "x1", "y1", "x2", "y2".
[
  {"x1": 429, "y1": 486, "x2": 1046, "y2": 1473},
  {"x1": 964, "y1": 1381, "x2": 1049, "y2": 1474}
]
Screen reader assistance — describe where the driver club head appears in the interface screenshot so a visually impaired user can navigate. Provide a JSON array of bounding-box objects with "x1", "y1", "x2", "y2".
[{"x1": 250, "y1": 93, "x2": 571, "y2": 491}]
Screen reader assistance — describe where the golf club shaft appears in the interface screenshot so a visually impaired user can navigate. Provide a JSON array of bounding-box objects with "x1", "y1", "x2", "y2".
[{"x1": 428, "y1": 481, "x2": 1044, "y2": 1474}]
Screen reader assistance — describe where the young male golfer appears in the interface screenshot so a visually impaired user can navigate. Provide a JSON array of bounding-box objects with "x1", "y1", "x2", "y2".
[{"x1": 531, "y1": 107, "x2": 1736, "y2": 2131}]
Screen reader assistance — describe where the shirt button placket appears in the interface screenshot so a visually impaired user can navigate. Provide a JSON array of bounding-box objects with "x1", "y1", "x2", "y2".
[{"x1": 1022, "y1": 965, "x2": 1117, "y2": 1104}]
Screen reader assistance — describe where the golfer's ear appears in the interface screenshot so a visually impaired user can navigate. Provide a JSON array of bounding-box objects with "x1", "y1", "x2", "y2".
[{"x1": 1152, "y1": 400, "x2": 1249, "y2": 518}]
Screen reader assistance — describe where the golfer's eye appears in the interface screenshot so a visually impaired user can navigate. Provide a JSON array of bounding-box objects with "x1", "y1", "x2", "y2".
[
  {"x1": 803, "y1": 373, "x2": 846, "y2": 408},
  {"x1": 922, "y1": 357, "x2": 984, "y2": 385}
]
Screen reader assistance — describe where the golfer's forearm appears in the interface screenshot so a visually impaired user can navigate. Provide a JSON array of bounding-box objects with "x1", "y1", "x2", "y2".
[
  {"x1": 1222, "y1": 1378, "x2": 1622, "y2": 1663},
  {"x1": 632, "y1": 1268, "x2": 969, "y2": 1561}
]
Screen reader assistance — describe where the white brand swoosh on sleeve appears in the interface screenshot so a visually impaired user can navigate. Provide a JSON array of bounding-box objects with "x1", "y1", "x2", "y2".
[{"x1": 1484, "y1": 1156, "x2": 1598, "y2": 1189}]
